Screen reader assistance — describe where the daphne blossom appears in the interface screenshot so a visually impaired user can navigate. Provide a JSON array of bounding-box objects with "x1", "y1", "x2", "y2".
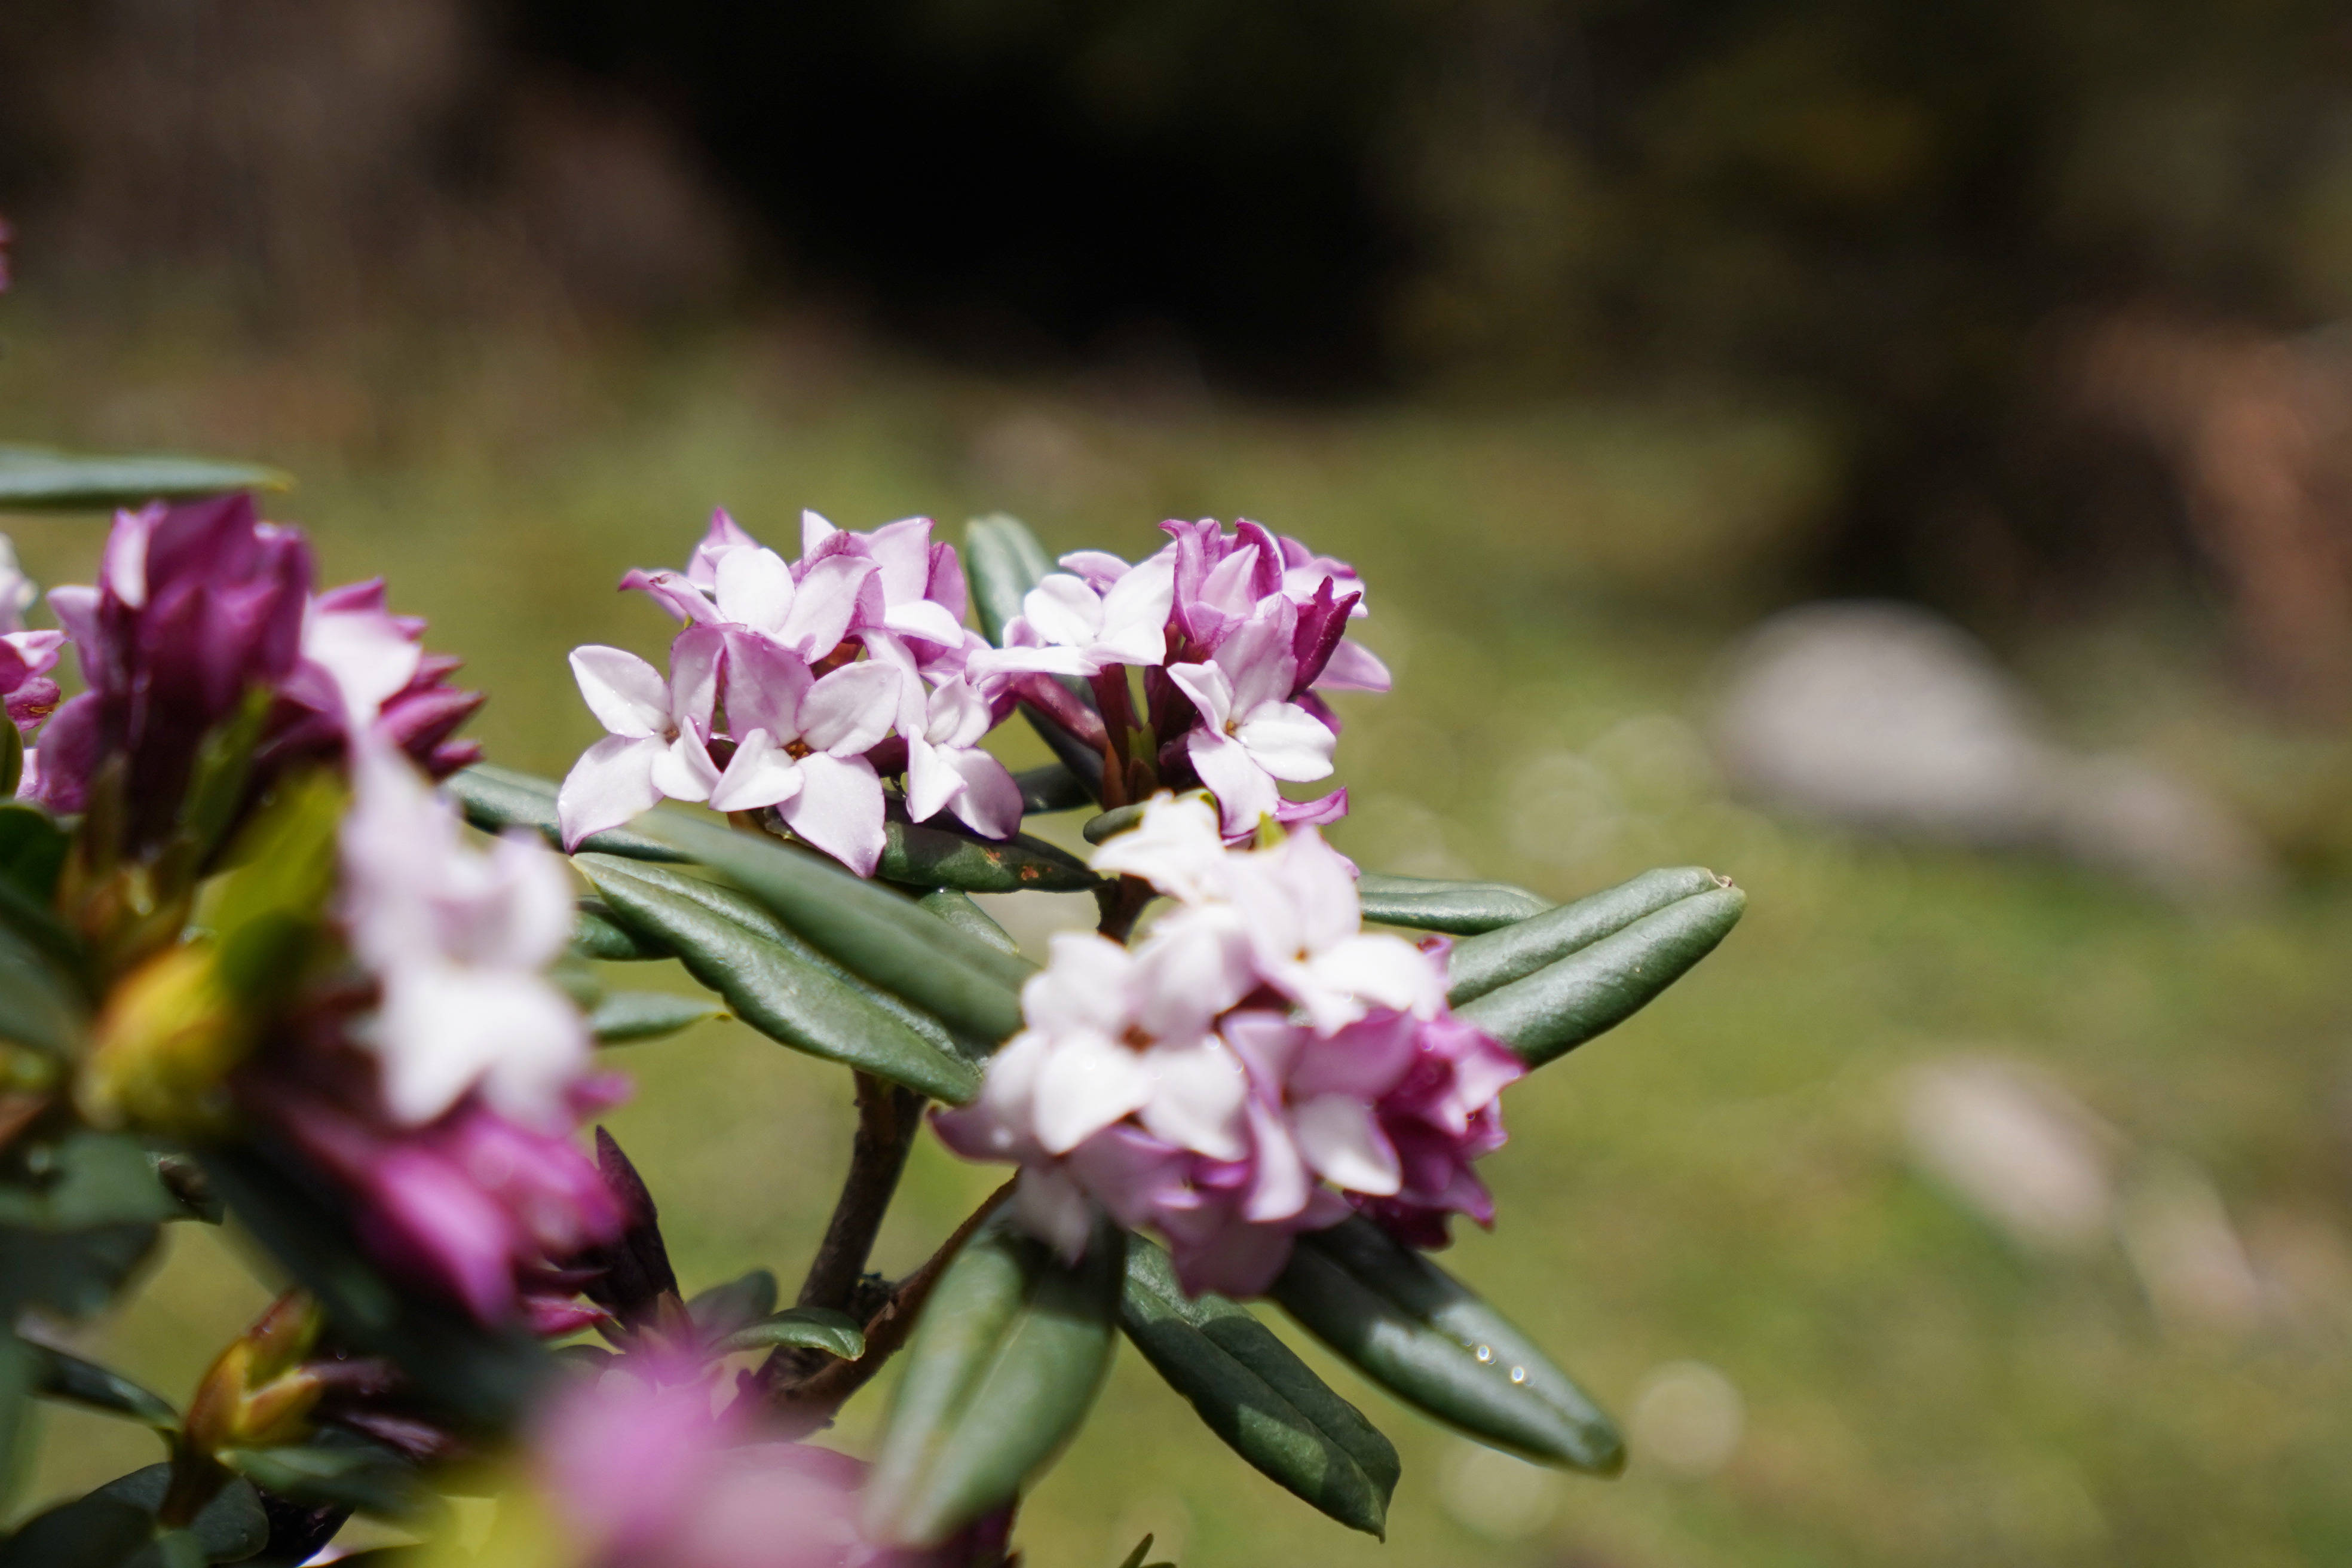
[
  {"x1": 706, "y1": 632, "x2": 899, "y2": 874},
  {"x1": 938, "y1": 794, "x2": 1521, "y2": 1295},
  {"x1": 341, "y1": 744, "x2": 589, "y2": 1128},
  {"x1": 557, "y1": 628, "x2": 724, "y2": 849},
  {"x1": 1166, "y1": 605, "x2": 1339, "y2": 837}
]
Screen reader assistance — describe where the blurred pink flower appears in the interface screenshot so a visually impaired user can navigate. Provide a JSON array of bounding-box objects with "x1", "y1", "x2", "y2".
[{"x1": 342, "y1": 745, "x2": 588, "y2": 1128}]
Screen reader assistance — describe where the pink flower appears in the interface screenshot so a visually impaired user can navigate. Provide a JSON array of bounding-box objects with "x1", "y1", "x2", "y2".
[
  {"x1": 342, "y1": 744, "x2": 589, "y2": 1129},
  {"x1": 936, "y1": 795, "x2": 1517, "y2": 1294},
  {"x1": 968, "y1": 551, "x2": 1175, "y2": 678},
  {"x1": 902, "y1": 678, "x2": 1022, "y2": 840},
  {"x1": 263, "y1": 1077, "x2": 624, "y2": 1327},
  {"x1": 36, "y1": 495, "x2": 313, "y2": 835},
  {"x1": 529, "y1": 1354, "x2": 978, "y2": 1567},
  {"x1": 558, "y1": 627, "x2": 725, "y2": 850},
  {"x1": 261, "y1": 580, "x2": 486, "y2": 782},
  {"x1": 706, "y1": 632, "x2": 899, "y2": 876},
  {"x1": 1165, "y1": 604, "x2": 1339, "y2": 838}
]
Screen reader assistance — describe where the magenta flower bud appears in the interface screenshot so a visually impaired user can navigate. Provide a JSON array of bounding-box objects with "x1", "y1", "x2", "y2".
[{"x1": 38, "y1": 495, "x2": 313, "y2": 834}]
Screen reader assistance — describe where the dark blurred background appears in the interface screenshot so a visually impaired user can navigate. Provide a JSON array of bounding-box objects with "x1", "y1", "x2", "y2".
[
  {"x1": 7, "y1": 6, "x2": 2352, "y2": 1566},
  {"x1": 10, "y1": 0, "x2": 2352, "y2": 701}
]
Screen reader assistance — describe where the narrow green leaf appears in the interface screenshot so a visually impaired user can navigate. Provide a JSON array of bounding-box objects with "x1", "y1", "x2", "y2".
[
  {"x1": 1446, "y1": 866, "x2": 1728, "y2": 1005},
  {"x1": 0, "y1": 719, "x2": 19, "y2": 801},
  {"x1": 863, "y1": 1218, "x2": 1123, "y2": 1548},
  {"x1": 1271, "y1": 1217, "x2": 1622, "y2": 1473},
  {"x1": 0, "y1": 801, "x2": 71, "y2": 905},
  {"x1": 1456, "y1": 884, "x2": 1745, "y2": 1067},
  {"x1": 442, "y1": 764, "x2": 690, "y2": 863},
  {"x1": 27, "y1": 1343, "x2": 177, "y2": 1431},
  {"x1": 0, "y1": 917, "x2": 86, "y2": 1058},
  {"x1": 685, "y1": 1269, "x2": 777, "y2": 1339},
  {"x1": 0, "y1": 446, "x2": 290, "y2": 512},
  {"x1": 964, "y1": 514, "x2": 1056, "y2": 647},
  {"x1": 715, "y1": 1307, "x2": 866, "y2": 1360},
  {"x1": 1081, "y1": 804, "x2": 1145, "y2": 845},
  {"x1": 0, "y1": 1494, "x2": 152, "y2": 1567},
  {"x1": 1355, "y1": 872, "x2": 1553, "y2": 935},
  {"x1": 881, "y1": 818, "x2": 1098, "y2": 895},
  {"x1": 571, "y1": 899, "x2": 669, "y2": 961},
  {"x1": 1120, "y1": 1235, "x2": 1397, "y2": 1537},
  {"x1": 92, "y1": 1464, "x2": 270, "y2": 1561},
  {"x1": 218, "y1": 1441, "x2": 433, "y2": 1522},
  {"x1": 0, "y1": 1134, "x2": 186, "y2": 1230},
  {"x1": 914, "y1": 889, "x2": 1021, "y2": 957},
  {"x1": 633, "y1": 812, "x2": 1031, "y2": 1047},
  {"x1": 0, "y1": 1226, "x2": 161, "y2": 1322},
  {"x1": 578, "y1": 857, "x2": 992, "y2": 1066},
  {"x1": 587, "y1": 991, "x2": 728, "y2": 1043},
  {"x1": 0, "y1": 1334, "x2": 30, "y2": 1514},
  {"x1": 1012, "y1": 763, "x2": 1095, "y2": 815},
  {"x1": 578, "y1": 856, "x2": 981, "y2": 1102}
]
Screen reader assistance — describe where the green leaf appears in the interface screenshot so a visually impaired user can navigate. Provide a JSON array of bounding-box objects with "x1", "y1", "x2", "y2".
[
  {"x1": 862, "y1": 1217, "x2": 1123, "y2": 1548},
  {"x1": 196, "y1": 1147, "x2": 550, "y2": 1428},
  {"x1": 1081, "y1": 804, "x2": 1145, "y2": 845},
  {"x1": 218, "y1": 1441, "x2": 433, "y2": 1523},
  {"x1": 685, "y1": 1269, "x2": 777, "y2": 1339},
  {"x1": 630, "y1": 812, "x2": 1032, "y2": 1047},
  {"x1": 577, "y1": 857, "x2": 981, "y2": 1102},
  {"x1": 1120, "y1": 1235, "x2": 1397, "y2": 1537},
  {"x1": 1354, "y1": 873, "x2": 1553, "y2": 935},
  {"x1": 0, "y1": 1494, "x2": 154, "y2": 1567},
  {"x1": 441, "y1": 764, "x2": 690, "y2": 863},
  {"x1": 914, "y1": 889, "x2": 1020, "y2": 957},
  {"x1": 1446, "y1": 866, "x2": 1729, "y2": 1005},
  {"x1": 0, "y1": 1226, "x2": 160, "y2": 1322},
  {"x1": 714, "y1": 1307, "x2": 866, "y2": 1360},
  {"x1": 0, "y1": 801, "x2": 71, "y2": 906},
  {"x1": 0, "y1": 916, "x2": 87, "y2": 1058},
  {"x1": 0, "y1": 446, "x2": 290, "y2": 513},
  {"x1": 172, "y1": 689, "x2": 276, "y2": 878},
  {"x1": 880, "y1": 819, "x2": 1098, "y2": 895},
  {"x1": 1454, "y1": 883, "x2": 1745, "y2": 1067},
  {"x1": 0, "y1": 1334, "x2": 30, "y2": 1513},
  {"x1": 27, "y1": 1342, "x2": 177, "y2": 1431},
  {"x1": 91, "y1": 1464, "x2": 270, "y2": 1562},
  {"x1": 964, "y1": 514, "x2": 1056, "y2": 647},
  {"x1": 571, "y1": 899, "x2": 669, "y2": 961},
  {"x1": 1270, "y1": 1217, "x2": 1622, "y2": 1473},
  {"x1": 586, "y1": 991, "x2": 728, "y2": 1043},
  {"x1": 0, "y1": 719, "x2": 17, "y2": 801},
  {"x1": 0, "y1": 1133, "x2": 186, "y2": 1230},
  {"x1": 1012, "y1": 763, "x2": 1095, "y2": 815},
  {"x1": 1112, "y1": 1535, "x2": 1175, "y2": 1568}
]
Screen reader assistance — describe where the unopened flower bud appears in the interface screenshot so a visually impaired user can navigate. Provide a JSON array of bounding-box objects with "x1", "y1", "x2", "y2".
[
  {"x1": 76, "y1": 941, "x2": 253, "y2": 1132},
  {"x1": 184, "y1": 1293, "x2": 326, "y2": 1455}
]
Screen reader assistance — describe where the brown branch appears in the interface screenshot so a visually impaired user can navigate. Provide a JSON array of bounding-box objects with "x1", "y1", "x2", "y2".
[
  {"x1": 765, "y1": 1178, "x2": 1017, "y2": 1435},
  {"x1": 797, "y1": 1074, "x2": 926, "y2": 1313}
]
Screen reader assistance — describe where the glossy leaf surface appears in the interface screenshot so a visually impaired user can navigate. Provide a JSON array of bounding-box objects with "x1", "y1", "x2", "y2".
[
  {"x1": 1120, "y1": 1235, "x2": 1398, "y2": 1536},
  {"x1": 442, "y1": 764, "x2": 688, "y2": 863},
  {"x1": 862, "y1": 1218, "x2": 1122, "y2": 1547},
  {"x1": 586, "y1": 990, "x2": 728, "y2": 1043},
  {"x1": 1354, "y1": 872, "x2": 1553, "y2": 935},
  {"x1": 1272, "y1": 1217, "x2": 1622, "y2": 1472},
  {"x1": 0, "y1": 446, "x2": 290, "y2": 512},
  {"x1": 1446, "y1": 866, "x2": 1727, "y2": 1004},
  {"x1": 1456, "y1": 884, "x2": 1745, "y2": 1067},
  {"x1": 578, "y1": 856, "x2": 981, "y2": 1101}
]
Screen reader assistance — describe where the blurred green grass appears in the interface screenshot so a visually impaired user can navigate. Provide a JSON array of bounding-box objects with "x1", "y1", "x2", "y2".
[{"x1": 5, "y1": 313, "x2": 2351, "y2": 1567}]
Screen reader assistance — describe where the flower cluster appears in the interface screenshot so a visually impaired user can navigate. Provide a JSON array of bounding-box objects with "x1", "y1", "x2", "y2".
[
  {"x1": 935, "y1": 794, "x2": 1521, "y2": 1296},
  {"x1": 560, "y1": 510, "x2": 1016, "y2": 875},
  {"x1": 973, "y1": 518, "x2": 1389, "y2": 837},
  {"x1": 250, "y1": 744, "x2": 621, "y2": 1328},
  {"x1": 30, "y1": 494, "x2": 480, "y2": 837}
]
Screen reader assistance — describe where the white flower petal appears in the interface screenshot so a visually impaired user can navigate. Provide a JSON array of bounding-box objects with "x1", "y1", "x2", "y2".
[
  {"x1": 1233, "y1": 703, "x2": 1336, "y2": 782},
  {"x1": 569, "y1": 646, "x2": 670, "y2": 738},
  {"x1": 1021, "y1": 575, "x2": 1105, "y2": 647},
  {"x1": 1137, "y1": 1037, "x2": 1250, "y2": 1159},
  {"x1": 1031, "y1": 1035, "x2": 1154, "y2": 1154},
  {"x1": 556, "y1": 734, "x2": 666, "y2": 849},
  {"x1": 714, "y1": 546, "x2": 798, "y2": 635},
  {"x1": 777, "y1": 752, "x2": 886, "y2": 875},
  {"x1": 1293, "y1": 1094, "x2": 1402, "y2": 1196},
  {"x1": 709, "y1": 729, "x2": 806, "y2": 812}
]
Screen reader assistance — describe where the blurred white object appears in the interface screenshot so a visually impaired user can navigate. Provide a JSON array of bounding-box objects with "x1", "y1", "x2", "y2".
[
  {"x1": 1712, "y1": 601, "x2": 2274, "y2": 902},
  {"x1": 2119, "y1": 1155, "x2": 2264, "y2": 1339},
  {"x1": 1903, "y1": 1056, "x2": 2116, "y2": 1252},
  {"x1": 1438, "y1": 1440, "x2": 1561, "y2": 1538},
  {"x1": 1630, "y1": 1360, "x2": 1745, "y2": 1478},
  {"x1": 981, "y1": 888, "x2": 1097, "y2": 962}
]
